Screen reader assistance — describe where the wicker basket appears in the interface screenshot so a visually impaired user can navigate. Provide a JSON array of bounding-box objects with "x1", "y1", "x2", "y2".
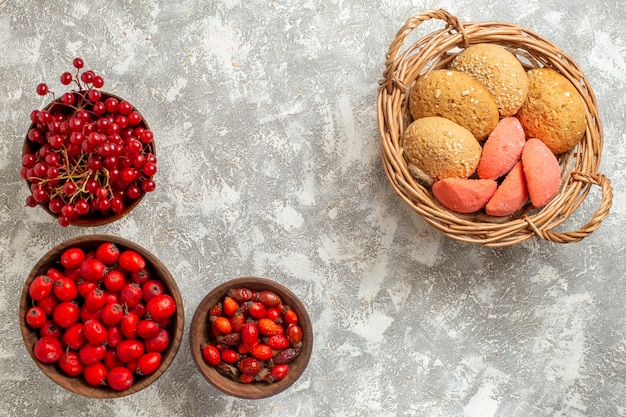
[{"x1": 377, "y1": 9, "x2": 613, "y2": 247}]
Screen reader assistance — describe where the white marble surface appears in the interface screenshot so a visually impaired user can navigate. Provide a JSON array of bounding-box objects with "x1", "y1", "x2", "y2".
[{"x1": 1, "y1": 0, "x2": 625, "y2": 416}]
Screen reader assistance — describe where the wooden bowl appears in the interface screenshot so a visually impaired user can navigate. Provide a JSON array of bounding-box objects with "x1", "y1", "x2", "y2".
[
  {"x1": 189, "y1": 277, "x2": 313, "y2": 399},
  {"x1": 22, "y1": 92, "x2": 155, "y2": 226},
  {"x1": 19, "y1": 234, "x2": 184, "y2": 398}
]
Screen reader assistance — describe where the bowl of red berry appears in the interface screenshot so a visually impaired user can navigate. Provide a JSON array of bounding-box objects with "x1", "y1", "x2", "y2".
[
  {"x1": 21, "y1": 58, "x2": 157, "y2": 227},
  {"x1": 19, "y1": 234, "x2": 184, "y2": 398},
  {"x1": 189, "y1": 277, "x2": 313, "y2": 399}
]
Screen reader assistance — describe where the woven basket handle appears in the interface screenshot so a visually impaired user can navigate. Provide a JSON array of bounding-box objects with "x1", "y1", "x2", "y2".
[
  {"x1": 533, "y1": 173, "x2": 613, "y2": 243},
  {"x1": 381, "y1": 9, "x2": 466, "y2": 93}
]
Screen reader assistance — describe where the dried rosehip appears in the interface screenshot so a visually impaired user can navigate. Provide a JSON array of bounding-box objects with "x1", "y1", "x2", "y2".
[
  {"x1": 221, "y1": 349, "x2": 239, "y2": 364},
  {"x1": 211, "y1": 316, "x2": 232, "y2": 335},
  {"x1": 257, "y1": 318, "x2": 282, "y2": 336},
  {"x1": 227, "y1": 287, "x2": 253, "y2": 303},
  {"x1": 247, "y1": 301, "x2": 266, "y2": 320},
  {"x1": 286, "y1": 323, "x2": 303, "y2": 347},
  {"x1": 230, "y1": 310, "x2": 245, "y2": 332},
  {"x1": 208, "y1": 303, "x2": 222, "y2": 317},
  {"x1": 216, "y1": 362, "x2": 238, "y2": 380},
  {"x1": 239, "y1": 373, "x2": 255, "y2": 384},
  {"x1": 251, "y1": 344, "x2": 274, "y2": 361},
  {"x1": 256, "y1": 290, "x2": 281, "y2": 308},
  {"x1": 201, "y1": 344, "x2": 220, "y2": 367},
  {"x1": 217, "y1": 332, "x2": 241, "y2": 346},
  {"x1": 283, "y1": 309, "x2": 298, "y2": 325},
  {"x1": 238, "y1": 357, "x2": 261, "y2": 376},
  {"x1": 266, "y1": 334, "x2": 290, "y2": 350},
  {"x1": 273, "y1": 347, "x2": 300, "y2": 364},
  {"x1": 222, "y1": 296, "x2": 238, "y2": 317},
  {"x1": 240, "y1": 322, "x2": 259, "y2": 347},
  {"x1": 269, "y1": 364, "x2": 289, "y2": 382}
]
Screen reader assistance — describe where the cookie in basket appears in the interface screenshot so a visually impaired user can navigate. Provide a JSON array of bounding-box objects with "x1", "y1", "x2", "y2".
[
  {"x1": 450, "y1": 43, "x2": 528, "y2": 118},
  {"x1": 408, "y1": 69, "x2": 499, "y2": 141},
  {"x1": 403, "y1": 116, "x2": 482, "y2": 184},
  {"x1": 517, "y1": 68, "x2": 586, "y2": 154}
]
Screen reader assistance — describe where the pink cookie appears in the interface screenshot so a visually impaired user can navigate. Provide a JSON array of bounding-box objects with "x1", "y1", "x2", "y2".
[
  {"x1": 485, "y1": 161, "x2": 529, "y2": 216},
  {"x1": 522, "y1": 138, "x2": 561, "y2": 208},
  {"x1": 477, "y1": 117, "x2": 526, "y2": 180},
  {"x1": 432, "y1": 178, "x2": 497, "y2": 214}
]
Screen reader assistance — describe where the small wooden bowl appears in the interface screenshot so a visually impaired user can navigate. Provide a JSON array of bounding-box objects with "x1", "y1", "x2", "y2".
[
  {"x1": 19, "y1": 234, "x2": 184, "y2": 398},
  {"x1": 190, "y1": 277, "x2": 313, "y2": 399},
  {"x1": 22, "y1": 92, "x2": 155, "y2": 226}
]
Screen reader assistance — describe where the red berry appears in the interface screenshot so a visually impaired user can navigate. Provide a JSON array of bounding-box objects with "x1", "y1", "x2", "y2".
[
  {"x1": 95, "y1": 242, "x2": 120, "y2": 265},
  {"x1": 101, "y1": 302, "x2": 124, "y2": 326},
  {"x1": 146, "y1": 294, "x2": 176, "y2": 321},
  {"x1": 25, "y1": 306, "x2": 47, "y2": 329},
  {"x1": 118, "y1": 250, "x2": 145, "y2": 273},
  {"x1": 237, "y1": 357, "x2": 261, "y2": 376},
  {"x1": 37, "y1": 294, "x2": 59, "y2": 315},
  {"x1": 72, "y1": 57, "x2": 84, "y2": 69},
  {"x1": 127, "y1": 111, "x2": 142, "y2": 125},
  {"x1": 60, "y1": 248, "x2": 85, "y2": 269},
  {"x1": 84, "y1": 363, "x2": 108, "y2": 387},
  {"x1": 120, "y1": 311, "x2": 140, "y2": 339},
  {"x1": 141, "y1": 280, "x2": 166, "y2": 303},
  {"x1": 116, "y1": 339, "x2": 145, "y2": 363},
  {"x1": 137, "y1": 319, "x2": 160, "y2": 339},
  {"x1": 103, "y1": 349, "x2": 124, "y2": 370},
  {"x1": 107, "y1": 366, "x2": 133, "y2": 392},
  {"x1": 120, "y1": 283, "x2": 143, "y2": 309},
  {"x1": 104, "y1": 270, "x2": 126, "y2": 293},
  {"x1": 269, "y1": 364, "x2": 290, "y2": 382},
  {"x1": 33, "y1": 336, "x2": 62, "y2": 363},
  {"x1": 144, "y1": 328, "x2": 169, "y2": 353},
  {"x1": 52, "y1": 301, "x2": 80, "y2": 328},
  {"x1": 39, "y1": 320, "x2": 61, "y2": 339},
  {"x1": 28, "y1": 274, "x2": 53, "y2": 301},
  {"x1": 92, "y1": 75, "x2": 105, "y2": 88},
  {"x1": 79, "y1": 258, "x2": 107, "y2": 282},
  {"x1": 83, "y1": 319, "x2": 108, "y2": 345},
  {"x1": 58, "y1": 351, "x2": 84, "y2": 377},
  {"x1": 130, "y1": 267, "x2": 151, "y2": 285},
  {"x1": 60, "y1": 72, "x2": 72, "y2": 85},
  {"x1": 107, "y1": 325, "x2": 124, "y2": 349},
  {"x1": 79, "y1": 342, "x2": 106, "y2": 366},
  {"x1": 136, "y1": 352, "x2": 162, "y2": 376},
  {"x1": 53, "y1": 277, "x2": 78, "y2": 301},
  {"x1": 36, "y1": 83, "x2": 48, "y2": 96},
  {"x1": 63, "y1": 323, "x2": 87, "y2": 350}
]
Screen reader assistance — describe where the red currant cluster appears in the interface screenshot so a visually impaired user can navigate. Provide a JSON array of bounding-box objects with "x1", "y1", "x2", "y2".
[
  {"x1": 201, "y1": 288, "x2": 304, "y2": 384},
  {"x1": 21, "y1": 58, "x2": 157, "y2": 227},
  {"x1": 24, "y1": 242, "x2": 177, "y2": 392}
]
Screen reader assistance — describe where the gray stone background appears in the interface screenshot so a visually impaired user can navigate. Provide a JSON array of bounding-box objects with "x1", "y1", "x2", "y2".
[{"x1": 0, "y1": 0, "x2": 624, "y2": 416}]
